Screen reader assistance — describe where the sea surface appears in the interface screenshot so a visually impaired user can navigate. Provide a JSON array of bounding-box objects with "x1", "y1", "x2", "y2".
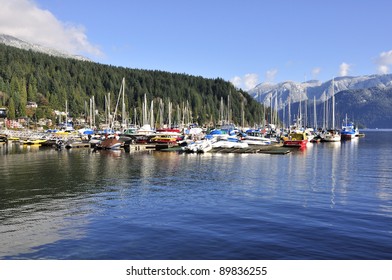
[{"x1": 0, "y1": 130, "x2": 391, "y2": 260}]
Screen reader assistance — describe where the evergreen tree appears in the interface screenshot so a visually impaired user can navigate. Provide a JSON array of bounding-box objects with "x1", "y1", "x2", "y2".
[{"x1": 8, "y1": 97, "x2": 16, "y2": 119}]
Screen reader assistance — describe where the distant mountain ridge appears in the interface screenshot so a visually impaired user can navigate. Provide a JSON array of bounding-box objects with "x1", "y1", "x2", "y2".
[
  {"x1": 248, "y1": 75, "x2": 392, "y2": 128},
  {"x1": 335, "y1": 87, "x2": 392, "y2": 128},
  {"x1": 248, "y1": 74, "x2": 392, "y2": 105},
  {"x1": 0, "y1": 34, "x2": 90, "y2": 62}
]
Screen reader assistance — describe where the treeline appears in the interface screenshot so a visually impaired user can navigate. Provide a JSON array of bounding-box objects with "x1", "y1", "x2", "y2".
[{"x1": 0, "y1": 43, "x2": 265, "y2": 127}]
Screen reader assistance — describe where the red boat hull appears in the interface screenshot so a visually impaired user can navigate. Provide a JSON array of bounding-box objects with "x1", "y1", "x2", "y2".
[{"x1": 283, "y1": 139, "x2": 308, "y2": 148}]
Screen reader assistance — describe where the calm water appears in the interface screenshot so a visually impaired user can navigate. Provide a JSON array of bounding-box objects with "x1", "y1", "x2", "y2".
[{"x1": 0, "y1": 130, "x2": 391, "y2": 260}]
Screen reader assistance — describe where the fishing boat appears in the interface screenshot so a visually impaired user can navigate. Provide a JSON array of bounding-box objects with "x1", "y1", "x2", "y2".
[
  {"x1": 341, "y1": 124, "x2": 359, "y2": 140},
  {"x1": 341, "y1": 115, "x2": 359, "y2": 140},
  {"x1": 283, "y1": 132, "x2": 308, "y2": 148}
]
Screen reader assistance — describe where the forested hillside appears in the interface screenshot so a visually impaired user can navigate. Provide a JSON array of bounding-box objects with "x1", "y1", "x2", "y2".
[
  {"x1": 335, "y1": 87, "x2": 392, "y2": 128},
  {"x1": 0, "y1": 43, "x2": 264, "y2": 127}
]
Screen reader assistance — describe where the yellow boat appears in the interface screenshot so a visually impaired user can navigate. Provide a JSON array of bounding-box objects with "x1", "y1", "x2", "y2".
[
  {"x1": 150, "y1": 135, "x2": 178, "y2": 144},
  {"x1": 283, "y1": 132, "x2": 308, "y2": 148},
  {"x1": 7, "y1": 136, "x2": 20, "y2": 141},
  {"x1": 23, "y1": 139, "x2": 47, "y2": 145}
]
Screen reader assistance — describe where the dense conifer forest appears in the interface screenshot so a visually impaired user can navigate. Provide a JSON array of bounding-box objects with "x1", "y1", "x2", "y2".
[{"x1": 0, "y1": 43, "x2": 265, "y2": 128}]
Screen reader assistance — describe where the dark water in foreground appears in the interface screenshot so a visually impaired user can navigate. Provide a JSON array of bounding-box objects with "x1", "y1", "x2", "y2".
[{"x1": 0, "y1": 130, "x2": 391, "y2": 260}]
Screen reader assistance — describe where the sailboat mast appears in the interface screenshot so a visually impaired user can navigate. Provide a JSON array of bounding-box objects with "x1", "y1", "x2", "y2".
[
  {"x1": 122, "y1": 78, "x2": 126, "y2": 128},
  {"x1": 65, "y1": 100, "x2": 68, "y2": 127},
  {"x1": 270, "y1": 93, "x2": 273, "y2": 125},
  {"x1": 92, "y1": 96, "x2": 95, "y2": 128},
  {"x1": 274, "y1": 91, "x2": 278, "y2": 126},
  {"x1": 150, "y1": 100, "x2": 154, "y2": 128},
  {"x1": 313, "y1": 96, "x2": 317, "y2": 129},
  {"x1": 168, "y1": 99, "x2": 172, "y2": 129},
  {"x1": 299, "y1": 90, "x2": 302, "y2": 128},
  {"x1": 332, "y1": 78, "x2": 335, "y2": 130},
  {"x1": 288, "y1": 94, "x2": 291, "y2": 129}
]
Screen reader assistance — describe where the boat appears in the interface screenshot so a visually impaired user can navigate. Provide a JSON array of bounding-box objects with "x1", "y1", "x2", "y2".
[
  {"x1": 321, "y1": 78, "x2": 341, "y2": 142},
  {"x1": 149, "y1": 135, "x2": 178, "y2": 144},
  {"x1": 283, "y1": 132, "x2": 308, "y2": 148},
  {"x1": 95, "y1": 135, "x2": 122, "y2": 150},
  {"x1": 136, "y1": 124, "x2": 155, "y2": 135},
  {"x1": 310, "y1": 134, "x2": 322, "y2": 143},
  {"x1": 64, "y1": 139, "x2": 90, "y2": 149},
  {"x1": 341, "y1": 115, "x2": 359, "y2": 140},
  {"x1": 155, "y1": 127, "x2": 181, "y2": 134},
  {"x1": 341, "y1": 123, "x2": 359, "y2": 140},
  {"x1": 127, "y1": 124, "x2": 156, "y2": 144},
  {"x1": 321, "y1": 129, "x2": 341, "y2": 142},
  {"x1": 0, "y1": 134, "x2": 7, "y2": 143},
  {"x1": 182, "y1": 139, "x2": 213, "y2": 153},
  {"x1": 212, "y1": 140, "x2": 249, "y2": 149},
  {"x1": 22, "y1": 138, "x2": 47, "y2": 145},
  {"x1": 241, "y1": 130, "x2": 271, "y2": 146}
]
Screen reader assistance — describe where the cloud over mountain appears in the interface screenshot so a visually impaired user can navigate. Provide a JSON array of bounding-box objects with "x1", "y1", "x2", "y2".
[
  {"x1": 230, "y1": 73, "x2": 259, "y2": 91},
  {"x1": 376, "y1": 50, "x2": 392, "y2": 74},
  {"x1": 0, "y1": 0, "x2": 102, "y2": 58},
  {"x1": 339, "y1": 62, "x2": 351, "y2": 76}
]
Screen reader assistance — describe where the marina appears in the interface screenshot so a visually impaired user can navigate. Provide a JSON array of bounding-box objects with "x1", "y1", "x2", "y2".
[{"x1": 0, "y1": 128, "x2": 311, "y2": 155}]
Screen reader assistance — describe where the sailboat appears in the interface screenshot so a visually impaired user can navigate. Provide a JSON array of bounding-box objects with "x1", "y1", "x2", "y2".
[
  {"x1": 96, "y1": 78, "x2": 127, "y2": 150},
  {"x1": 321, "y1": 78, "x2": 341, "y2": 142}
]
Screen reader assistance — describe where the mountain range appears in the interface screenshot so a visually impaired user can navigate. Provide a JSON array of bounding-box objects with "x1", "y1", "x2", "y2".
[
  {"x1": 248, "y1": 75, "x2": 392, "y2": 128},
  {"x1": 0, "y1": 34, "x2": 90, "y2": 62},
  {"x1": 248, "y1": 74, "x2": 392, "y2": 104}
]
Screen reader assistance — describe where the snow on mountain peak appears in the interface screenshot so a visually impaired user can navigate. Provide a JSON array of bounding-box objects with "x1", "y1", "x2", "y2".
[
  {"x1": 0, "y1": 34, "x2": 91, "y2": 62},
  {"x1": 248, "y1": 74, "x2": 392, "y2": 107}
]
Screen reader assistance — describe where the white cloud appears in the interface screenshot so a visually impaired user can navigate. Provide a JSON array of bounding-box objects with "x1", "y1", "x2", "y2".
[
  {"x1": 230, "y1": 73, "x2": 259, "y2": 91},
  {"x1": 311, "y1": 67, "x2": 321, "y2": 79},
  {"x1": 375, "y1": 50, "x2": 392, "y2": 74},
  {"x1": 243, "y1": 73, "x2": 259, "y2": 91},
  {"x1": 339, "y1": 62, "x2": 351, "y2": 76},
  {"x1": 265, "y1": 69, "x2": 278, "y2": 83},
  {"x1": 378, "y1": 65, "x2": 389, "y2": 74},
  {"x1": 0, "y1": 0, "x2": 102, "y2": 57},
  {"x1": 230, "y1": 76, "x2": 242, "y2": 88}
]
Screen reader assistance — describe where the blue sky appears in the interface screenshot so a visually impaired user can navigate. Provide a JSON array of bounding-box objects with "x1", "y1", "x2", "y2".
[{"x1": 1, "y1": 0, "x2": 392, "y2": 90}]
